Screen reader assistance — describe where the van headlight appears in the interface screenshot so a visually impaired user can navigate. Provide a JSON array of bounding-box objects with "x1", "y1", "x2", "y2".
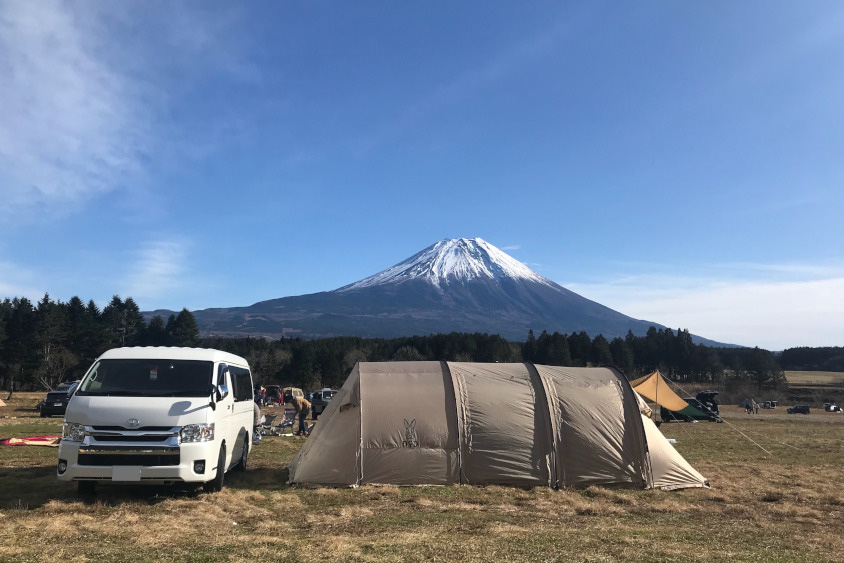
[
  {"x1": 179, "y1": 423, "x2": 214, "y2": 443},
  {"x1": 62, "y1": 423, "x2": 86, "y2": 442}
]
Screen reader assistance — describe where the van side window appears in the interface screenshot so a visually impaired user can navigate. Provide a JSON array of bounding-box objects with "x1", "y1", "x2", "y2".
[
  {"x1": 228, "y1": 366, "x2": 253, "y2": 402},
  {"x1": 217, "y1": 364, "x2": 229, "y2": 390}
]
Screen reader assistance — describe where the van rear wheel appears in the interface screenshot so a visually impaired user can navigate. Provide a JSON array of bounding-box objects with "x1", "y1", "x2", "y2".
[{"x1": 203, "y1": 446, "x2": 226, "y2": 493}]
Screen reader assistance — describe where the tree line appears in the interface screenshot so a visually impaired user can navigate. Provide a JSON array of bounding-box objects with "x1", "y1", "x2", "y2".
[
  {"x1": 205, "y1": 327, "x2": 785, "y2": 392},
  {"x1": 0, "y1": 295, "x2": 199, "y2": 396},
  {"x1": 521, "y1": 328, "x2": 785, "y2": 391},
  {"x1": 0, "y1": 293, "x2": 791, "y2": 395},
  {"x1": 778, "y1": 346, "x2": 844, "y2": 372}
]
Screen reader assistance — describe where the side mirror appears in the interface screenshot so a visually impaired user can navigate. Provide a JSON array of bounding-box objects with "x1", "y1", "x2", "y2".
[{"x1": 217, "y1": 385, "x2": 229, "y2": 401}]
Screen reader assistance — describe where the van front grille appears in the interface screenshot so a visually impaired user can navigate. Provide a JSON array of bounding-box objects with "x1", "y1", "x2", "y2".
[
  {"x1": 91, "y1": 426, "x2": 174, "y2": 432},
  {"x1": 90, "y1": 435, "x2": 165, "y2": 442},
  {"x1": 78, "y1": 454, "x2": 181, "y2": 466},
  {"x1": 78, "y1": 446, "x2": 180, "y2": 467}
]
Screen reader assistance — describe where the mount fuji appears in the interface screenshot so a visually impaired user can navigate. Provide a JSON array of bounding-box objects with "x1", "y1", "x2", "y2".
[{"x1": 160, "y1": 238, "x2": 721, "y2": 344}]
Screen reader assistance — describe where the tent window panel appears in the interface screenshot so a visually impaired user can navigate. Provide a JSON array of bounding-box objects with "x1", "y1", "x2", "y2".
[
  {"x1": 360, "y1": 368, "x2": 458, "y2": 450},
  {"x1": 449, "y1": 363, "x2": 551, "y2": 486},
  {"x1": 556, "y1": 381, "x2": 641, "y2": 487}
]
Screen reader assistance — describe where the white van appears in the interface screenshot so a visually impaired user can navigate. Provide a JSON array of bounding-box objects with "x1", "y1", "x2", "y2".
[{"x1": 57, "y1": 347, "x2": 254, "y2": 494}]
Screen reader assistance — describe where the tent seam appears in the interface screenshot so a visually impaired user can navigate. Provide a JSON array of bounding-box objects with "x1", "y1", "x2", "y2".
[
  {"x1": 526, "y1": 362, "x2": 558, "y2": 489},
  {"x1": 606, "y1": 365, "x2": 653, "y2": 489}
]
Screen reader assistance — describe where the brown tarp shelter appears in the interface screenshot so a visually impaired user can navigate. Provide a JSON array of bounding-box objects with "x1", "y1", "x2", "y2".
[
  {"x1": 630, "y1": 371, "x2": 709, "y2": 419},
  {"x1": 288, "y1": 362, "x2": 707, "y2": 490}
]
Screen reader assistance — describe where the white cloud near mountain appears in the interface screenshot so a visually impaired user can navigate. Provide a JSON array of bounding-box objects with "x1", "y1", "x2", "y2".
[{"x1": 566, "y1": 264, "x2": 844, "y2": 350}]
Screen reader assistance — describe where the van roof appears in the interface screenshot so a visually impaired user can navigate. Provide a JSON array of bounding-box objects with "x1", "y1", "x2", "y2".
[{"x1": 97, "y1": 347, "x2": 249, "y2": 366}]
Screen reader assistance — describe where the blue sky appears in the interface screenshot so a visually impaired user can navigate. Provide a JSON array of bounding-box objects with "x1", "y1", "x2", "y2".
[{"x1": 1, "y1": 1, "x2": 843, "y2": 350}]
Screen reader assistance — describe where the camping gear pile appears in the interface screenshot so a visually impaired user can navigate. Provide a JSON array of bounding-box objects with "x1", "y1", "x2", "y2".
[{"x1": 1, "y1": 435, "x2": 60, "y2": 447}]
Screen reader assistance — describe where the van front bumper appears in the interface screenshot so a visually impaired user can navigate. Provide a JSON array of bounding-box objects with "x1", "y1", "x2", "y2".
[{"x1": 58, "y1": 436, "x2": 220, "y2": 485}]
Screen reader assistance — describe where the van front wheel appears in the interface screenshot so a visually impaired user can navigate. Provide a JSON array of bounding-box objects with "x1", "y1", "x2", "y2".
[
  {"x1": 234, "y1": 439, "x2": 248, "y2": 472},
  {"x1": 203, "y1": 446, "x2": 226, "y2": 493}
]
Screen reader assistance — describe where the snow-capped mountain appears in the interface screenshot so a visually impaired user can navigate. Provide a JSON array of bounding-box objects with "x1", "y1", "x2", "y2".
[
  {"x1": 160, "y1": 238, "x2": 722, "y2": 344},
  {"x1": 338, "y1": 238, "x2": 554, "y2": 291}
]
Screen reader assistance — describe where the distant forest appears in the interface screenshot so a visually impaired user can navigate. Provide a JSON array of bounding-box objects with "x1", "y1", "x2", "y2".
[
  {"x1": 779, "y1": 347, "x2": 844, "y2": 372},
  {"x1": 2, "y1": 293, "x2": 835, "y2": 395}
]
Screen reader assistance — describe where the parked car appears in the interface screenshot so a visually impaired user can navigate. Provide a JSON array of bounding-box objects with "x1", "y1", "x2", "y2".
[
  {"x1": 823, "y1": 403, "x2": 841, "y2": 413},
  {"x1": 787, "y1": 405, "x2": 810, "y2": 414},
  {"x1": 39, "y1": 380, "x2": 80, "y2": 417},
  {"x1": 282, "y1": 386, "x2": 304, "y2": 403},
  {"x1": 310, "y1": 388, "x2": 337, "y2": 419},
  {"x1": 264, "y1": 385, "x2": 283, "y2": 405}
]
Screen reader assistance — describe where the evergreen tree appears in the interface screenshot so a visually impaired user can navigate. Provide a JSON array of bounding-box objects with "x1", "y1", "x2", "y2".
[
  {"x1": 122, "y1": 298, "x2": 147, "y2": 346},
  {"x1": 609, "y1": 337, "x2": 635, "y2": 375},
  {"x1": 85, "y1": 300, "x2": 109, "y2": 357},
  {"x1": 522, "y1": 329, "x2": 538, "y2": 362},
  {"x1": 590, "y1": 334, "x2": 613, "y2": 366},
  {"x1": 567, "y1": 331, "x2": 592, "y2": 366},
  {"x1": 546, "y1": 333, "x2": 572, "y2": 366},
  {"x1": 169, "y1": 309, "x2": 200, "y2": 347},
  {"x1": 145, "y1": 315, "x2": 168, "y2": 346},
  {"x1": 392, "y1": 346, "x2": 424, "y2": 361},
  {"x1": 35, "y1": 294, "x2": 76, "y2": 389},
  {"x1": 748, "y1": 347, "x2": 785, "y2": 391},
  {"x1": 2, "y1": 298, "x2": 39, "y2": 397},
  {"x1": 101, "y1": 296, "x2": 126, "y2": 347},
  {"x1": 164, "y1": 314, "x2": 177, "y2": 345}
]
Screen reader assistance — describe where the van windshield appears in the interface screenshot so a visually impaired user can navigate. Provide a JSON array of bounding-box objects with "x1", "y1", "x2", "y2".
[{"x1": 76, "y1": 359, "x2": 214, "y2": 397}]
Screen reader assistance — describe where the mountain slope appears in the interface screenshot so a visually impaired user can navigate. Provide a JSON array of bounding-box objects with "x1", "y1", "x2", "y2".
[{"x1": 162, "y1": 238, "x2": 727, "y2": 345}]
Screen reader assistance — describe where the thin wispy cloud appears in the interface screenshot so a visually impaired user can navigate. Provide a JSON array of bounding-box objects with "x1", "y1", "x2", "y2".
[
  {"x1": 354, "y1": 20, "x2": 570, "y2": 154},
  {"x1": 0, "y1": 2, "x2": 255, "y2": 224},
  {"x1": 500, "y1": 245, "x2": 522, "y2": 251},
  {"x1": 122, "y1": 239, "x2": 191, "y2": 306},
  {"x1": 0, "y1": 260, "x2": 44, "y2": 302},
  {"x1": 0, "y1": 2, "x2": 152, "y2": 220}
]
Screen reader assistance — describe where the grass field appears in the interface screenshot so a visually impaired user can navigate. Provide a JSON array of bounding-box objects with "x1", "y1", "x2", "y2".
[
  {"x1": 1, "y1": 392, "x2": 843, "y2": 562},
  {"x1": 785, "y1": 371, "x2": 844, "y2": 388}
]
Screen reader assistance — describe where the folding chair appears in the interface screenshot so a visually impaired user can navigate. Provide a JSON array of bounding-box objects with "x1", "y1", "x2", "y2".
[{"x1": 259, "y1": 414, "x2": 278, "y2": 436}]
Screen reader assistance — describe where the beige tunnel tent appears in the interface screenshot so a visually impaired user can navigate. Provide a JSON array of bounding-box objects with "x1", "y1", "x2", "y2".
[{"x1": 288, "y1": 362, "x2": 708, "y2": 490}]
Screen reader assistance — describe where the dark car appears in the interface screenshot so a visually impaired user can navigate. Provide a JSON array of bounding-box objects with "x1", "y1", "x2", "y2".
[
  {"x1": 660, "y1": 390, "x2": 720, "y2": 422},
  {"x1": 39, "y1": 380, "x2": 80, "y2": 417},
  {"x1": 310, "y1": 388, "x2": 337, "y2": 419},
  {"x1": 787, "y1": 405, "x2": 810, "y2": 414},
  {"x1": 264, "y1": 385, "x2": 283, "y2": 405}
]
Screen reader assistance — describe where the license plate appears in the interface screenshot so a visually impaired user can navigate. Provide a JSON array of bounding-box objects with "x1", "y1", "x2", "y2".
[
  {"x1": 112, "y1": 466, "x2": 142, "y2": 481},
  {"x1": 54, "y1": 403, "x2": 63, "y2": 407}
]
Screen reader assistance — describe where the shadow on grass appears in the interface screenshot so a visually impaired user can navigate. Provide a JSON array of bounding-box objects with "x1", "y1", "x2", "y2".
[{"x1": 0, "y1": 464, "x2": 291, "y2": 510}]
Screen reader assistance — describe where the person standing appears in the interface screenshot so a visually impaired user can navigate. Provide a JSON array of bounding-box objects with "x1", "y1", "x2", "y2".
[{"x1": 286, "y1": 394, "x2": 312, "y2": 436}]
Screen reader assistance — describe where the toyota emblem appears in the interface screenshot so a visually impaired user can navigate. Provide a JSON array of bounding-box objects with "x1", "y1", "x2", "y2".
[{"x1": 126, "y1": 418, "x2": 141, "y2": 428}]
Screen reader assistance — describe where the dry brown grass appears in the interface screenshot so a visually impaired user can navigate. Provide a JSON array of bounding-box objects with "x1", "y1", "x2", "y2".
[
  {"x1": 0, "y1": 394, "x2": 842, "y2": 562},
  {"x1": 785, "y1": 371, "x2": 844, "y2": 387}
]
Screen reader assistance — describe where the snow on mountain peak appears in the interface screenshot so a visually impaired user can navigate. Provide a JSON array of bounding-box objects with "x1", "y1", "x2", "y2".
[{"x1": 337, "y1": 238, "x2": 555, "y2": 292}]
